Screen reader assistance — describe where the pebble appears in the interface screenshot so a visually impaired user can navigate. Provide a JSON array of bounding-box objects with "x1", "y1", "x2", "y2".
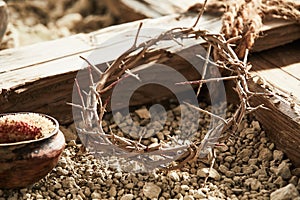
[
  {"x1": 120, "y1": 194, "x2": 134, "y2": 200},
  {"x1": 91, "y1": 191, "x2": 102, "y2": 199},
  {"x1": 259, "y1": 148, "x2": 273, "y2": 161},
  {"x1": 270, "y1": 183, "x2": 299, "y2": 200},
  {"x1": 251, "y1": 120, "x2": 261, "y2": 131},
  {"x1": 232, "y1": 188, "x2": 243, "y2": 195},
  {"x1": 109, "y1": 186, "x2": 117, "y2": 197},
  {"x1": 197, "y1": 168, "x2": 221, "y2": 180},
  {"x1": 276, "y1": 162, "x2": 292, "y2": 180},
  {"x1": 181, "y1": 185, "x2": 189, "y2": 191},
  {"x1": 53, "y1": 182, "x2": 62, "y2": 189},
  {"x1": 238, "y1": 148, "x2": 252, "y2": 159},
  {"x1": 135, "y1": 108, "x2": 150, "y2": 119},
  {"x1": 183, "y1": 195, "x2": 195, "y2": 200},
  {"x1": 274, "y1": 176, "x2": 286, "y2": 188},
  {"x1": 168, "y1": 171, "x2": 181, "y2": 182},
  {"x1": 84, "y1": 187, "x2": 91, "y2": 197},
  {"x1": 219, "y1": 164, "x2": 229, "y2": 175},
  {"x1": 193, "y1": 189, "x2": 206, "y2": 199},
  {"x1": 292, "y1": 168, "x2": 300, "y2": 176},
  {"x1": 157, "y1": 132, "x2": 164, "y2": 140},
  {"x1": 143, "y1": 182, "x2": 161, "y2": 199}
]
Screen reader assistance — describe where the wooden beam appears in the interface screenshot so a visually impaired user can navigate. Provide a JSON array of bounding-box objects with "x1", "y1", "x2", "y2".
[{"x1": 249, "y1": 40, "x2": 300, "y2": 167}]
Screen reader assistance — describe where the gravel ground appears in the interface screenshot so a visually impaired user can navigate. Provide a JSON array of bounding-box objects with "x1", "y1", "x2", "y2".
[{"x1": 1, "y1": 102, "x2": 300, "y2": 200}]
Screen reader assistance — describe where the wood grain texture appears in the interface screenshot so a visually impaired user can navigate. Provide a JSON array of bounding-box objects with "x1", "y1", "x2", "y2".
[
  {"x1": 248, "y1": 80, "x2": 300, "y2": 167},
  {"x1": 249, "y1": 40, "x2": 300, "y2": 167},
  {"x1": 250, "y1": 40, "x2": 300, "y2": 102}
]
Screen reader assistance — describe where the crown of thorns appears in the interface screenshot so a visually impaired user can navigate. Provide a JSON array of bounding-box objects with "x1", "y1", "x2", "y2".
[{"x1": 70, "y1": 1, "x2": 275, "y2": 172}]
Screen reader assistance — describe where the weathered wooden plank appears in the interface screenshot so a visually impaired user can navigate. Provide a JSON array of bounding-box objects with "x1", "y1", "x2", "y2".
[
  {"x1": 0, "y1": 34, "x2": 92, "y2": 74},
  {"x1": 252, "y1": 19, "x2": 300, "y2": 52},
  {"x1": 0, "y1": 14, "x2": 221, "y2": 91},
  {"x1": 249, "y1": 40, "x2": 300, "y2": 167},
  {"x1": 248, "y1": 79, "x2": 300, "y2": 167},
  {"x1": 250, "y1": 40, "x2": 300, "y2": 102}
]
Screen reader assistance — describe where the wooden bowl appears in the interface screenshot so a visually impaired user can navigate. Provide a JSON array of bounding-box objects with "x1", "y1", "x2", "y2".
[
  {"x1": 0, "y1": 0, "x2": 8, "y2": 43},
  {"x1": 0, "y1": 113, "x2": 65, "y2": 189}
]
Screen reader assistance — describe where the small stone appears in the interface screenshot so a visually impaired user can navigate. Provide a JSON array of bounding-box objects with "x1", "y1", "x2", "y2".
[
  {"x1": 143, "y1": 129, "x2": 155, "y2": 138},
  {"x1": 162, "y1": 192, "x2": 170, "y2": 199},
  {"x1": 292, "y1": 168, "x2": 300, "y2": 176},
  {"x1": 129, "y1": 131, "x2": 139, "y2": 139},
  {"x1": 289, "y1": 176, "x2": 298, "y2": 186},
  {"x1": 109, "y1": 186, "x2": 117, "y2": 197},
  {"x1": 219, "y1": 164, "x2": 229, "y2": 175},
  {"x1": 118, "y1": 189, "x2": 125, "y2": 196},
  {"x1": 157, "y1": 132, "x2": 164, "y2": 140},
  {"x1": 224, "y1": 156, "x2": 235, "y2": 163},
  {"x1": 143, "y1": 182, "x2": 161, "y2": 199},
  {"x1": 181, "y1": 185, "x2": 189, "y2": 191},
  {"x1": 53, "y1": 182, "x2": 62, "y2": 189},
  {"x1": 135, "y1": 107, "x2": 150, "y2": 119},
  {"x1": 269, "y1": 143, "x2": 275, "y2": 150},
  {"x1": 114, "y1": 172, "x2": 122, "y2": 179},
  {"x1": 137, "y1": 181, "x2": 144, "y2": 187},
  {"x1": 168, "y1": 171, "x2": 180, "y2": 182},
  {"x1": 120, "y1": 194, "x2": 134, "y2": 200},
  {"x1": 218, "y1": 145, "x2": 229, "y2": 152},
  {"x1": 197, "y1": 168, "x2": 220, "y2": 180},
  {"x1": 232, "y1": 166, "x2": 241, "y2": 173},
  {"x1": 232, "y1": 188, "x2": 243, "y2": 195},
  {"x1": 259, "y1": 148, "x2": 273, "y2": 161},
  {"x1": 84, "y1": 187, "x2": 91, "y2": 197},
  {"x1": 183, "y1": 195, "x2": 194, "y2": 200},
  {"x1": 274, "y1": 176, "x2": 286, "y2": 188},
  {"x1": 57, "y1": 189, "x2": 66, "y2": 197},
  {"x1": 248, "y1": 158, "x2": 258, "y2": 165},
  {"x1": 57, "y1": 166, "x2": 69, "y2": 176},
  {"x1": 245, "y1": 178, "x2": 261, "y2": 191},
  {"x1": 36, "y1": 194, "x2": 43, "y2": 199},
  {"x1": 251, "y1": 180, "x2": 261, "y2": 191},
  {"x1": 58, "y1": 157, "x2": 67, "y2": 168},
  {"x1": 194, "y1": 189, "x2": 206, "y2": 199},
  {"x1": 251, "y1": 120, "x2": 261, "y2": 131},
  {"x1": 125, "y1": 183, "x2": 134, "y2": 189},
  {"x1": 270, "y1": 183, "x2": 299, "y2": 200},
  {"x1": 276, "y1": 162, "x2": 292, "y2": 180},
  {"x1": 91, "y1": 191, "x2": 101, "y2": 199},
  {"x1": 225, "y1": 171, "x2": 235, "y2": 178},
  {"x1": 238, "y1": 149, "x2": 252, "y2": 159}
]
